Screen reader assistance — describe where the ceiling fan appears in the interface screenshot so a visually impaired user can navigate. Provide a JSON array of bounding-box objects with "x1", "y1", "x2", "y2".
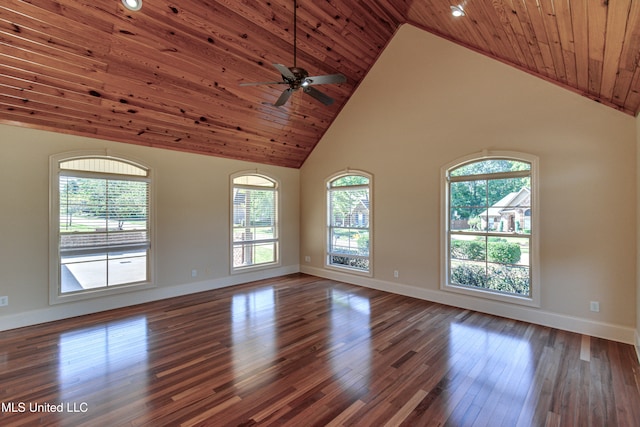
[{"x1": 240, "y1": 0, "x2": 346, "y2": 107}]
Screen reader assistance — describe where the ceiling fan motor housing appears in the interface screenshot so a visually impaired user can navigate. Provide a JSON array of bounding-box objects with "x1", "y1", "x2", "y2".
[{"x1": 285, "y1": 67, "x2": 309, "y2": 89}]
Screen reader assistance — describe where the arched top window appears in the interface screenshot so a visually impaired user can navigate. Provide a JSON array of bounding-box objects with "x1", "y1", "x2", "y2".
[
  {"x1": 329, "y1": 174, "x2": 370, "y2": 187},
  {"x1": 231, "y1": 172, "x2": 279, "y2": 272},
  {"x1": 442, "y1": 152, "x2": 539, "y2": 306},
  {"x1": 326, "y1": 170, "x2": 373, "y2": 275},
  {"x1": 233, "y1": 174, "x2": 277, "y2": 188},
  {"x1": 59, "y1": 157, "x2": 148, "y2": 176},
  {"x1": 449, "y1": 158, "x2": 530, "y2": 177},
  {"x1": 50, "y1": 152, "x2": 153, "y2": 304}
]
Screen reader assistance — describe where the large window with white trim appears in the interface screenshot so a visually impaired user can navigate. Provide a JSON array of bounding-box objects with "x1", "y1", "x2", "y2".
[
  {"x1": 50, "y1": 153, "x2": 152, "y2": 303},
  {"x1": 443, "y1": 152, "x2": 538, "y2": 305},
  {"x1": 231, "y1": 172, "x2": 279, "y2": 272},
  {"x1": 326, "y1": 171, "x2": 372, "y2": 275}
]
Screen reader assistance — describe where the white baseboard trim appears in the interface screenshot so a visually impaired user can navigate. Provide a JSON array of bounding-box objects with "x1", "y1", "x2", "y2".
[
  {"x1": 0, "y1": 264, "x2": 300, "y2": 332},
  {"x1": 636, "y1": 331, "x2": 640, "y2": 364},
  {"x1": 301, "y1": 266, "x2": 637, "y2": 345}
]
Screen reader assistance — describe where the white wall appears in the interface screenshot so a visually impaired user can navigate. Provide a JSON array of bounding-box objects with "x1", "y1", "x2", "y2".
[
  {"x1": 0, "y1": 124, "x2": 300, "y2": 330},
  {"x1": 300, "y1": 24, "x2": 637, "y2": 343}
]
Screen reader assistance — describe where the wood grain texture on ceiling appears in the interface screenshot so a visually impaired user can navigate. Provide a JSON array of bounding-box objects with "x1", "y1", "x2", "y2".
[{"x1": 0, "y1": 1, "x2": 638, "y2": 168}]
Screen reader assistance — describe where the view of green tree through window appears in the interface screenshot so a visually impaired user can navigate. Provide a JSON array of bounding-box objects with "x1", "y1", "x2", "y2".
[
  {"x1": 447, "y1": 158, "x2": 533, "y2": 298},
  {"x1": 327, "y1": 173, "x2": 371, "y2": 274},
  {"x1": 56, "y1": 157, "x2": 150, "y2": 295}
]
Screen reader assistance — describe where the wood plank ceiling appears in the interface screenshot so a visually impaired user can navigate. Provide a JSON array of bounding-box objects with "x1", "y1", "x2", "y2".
[{"x1": 1, "y1": 0, "x2": 639, "y2": 168}]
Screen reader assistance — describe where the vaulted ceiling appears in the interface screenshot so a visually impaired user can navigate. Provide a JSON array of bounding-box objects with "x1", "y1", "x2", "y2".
[{"x1": 1, "y1": 1, "x2": 639, "y2": 168}]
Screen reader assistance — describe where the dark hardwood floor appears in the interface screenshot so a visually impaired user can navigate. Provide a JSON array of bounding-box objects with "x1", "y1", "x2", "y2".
[{"x1": 1, "y1": 273, "x2": 639, "y2": 426}]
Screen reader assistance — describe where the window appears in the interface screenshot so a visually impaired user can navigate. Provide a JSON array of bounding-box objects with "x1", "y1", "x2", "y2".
[
  {"x1": 50, "y1": 153, "x2": 152, "y2": 304},
  {"x1": 442, "y1": 152, "x2": 539, "y2": 305},
  {"x1": 326, "y1": 171, "x2": 372, "y2": 275},
  {"x1": 231, "y1": 172, "x2": 279, "y2": 272}
]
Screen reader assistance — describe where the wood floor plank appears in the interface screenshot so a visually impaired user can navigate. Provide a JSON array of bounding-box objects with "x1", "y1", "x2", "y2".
[
  {"x1": 581, "y1": 334, "x2": 591, "y2": 361},
  {"x1": 0, "y1": 273, "x2": 638, "y2": 426}
]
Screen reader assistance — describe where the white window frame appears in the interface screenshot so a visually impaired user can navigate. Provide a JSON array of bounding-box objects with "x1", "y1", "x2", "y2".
[
  {"x1": 49, "y1": 151, "x2": 155, "y2": 305},
  {"x1": 230, "y1": 171, "x2": 280, "y2": 273},
  {"x1": 325, "y1": 170, "x2": 373, "y2": 277},
  {"x1": 441, "y1": 151, "x2": 540, "y2": 307}
]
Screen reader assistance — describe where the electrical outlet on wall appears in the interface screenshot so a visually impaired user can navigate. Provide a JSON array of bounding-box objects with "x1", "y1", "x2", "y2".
[
  {"x1": 0, "y1": 296, "x2": 8, "y2": 306},
  {"x1": 590, "y1": 301, "x2": 600, "y2": 312}
]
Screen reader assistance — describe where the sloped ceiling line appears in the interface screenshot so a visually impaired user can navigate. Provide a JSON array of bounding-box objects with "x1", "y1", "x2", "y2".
[{"x1": 0, "y1": 0, "x2": 638, "y2": 168}]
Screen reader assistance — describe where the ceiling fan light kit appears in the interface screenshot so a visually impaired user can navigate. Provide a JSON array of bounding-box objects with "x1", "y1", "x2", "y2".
[
  {"x1": 450, "y1": 5, "x2": 465, "y2": 17},
  {"x1": 240, "y1": 0, "x2": 346, "y2": 107}
]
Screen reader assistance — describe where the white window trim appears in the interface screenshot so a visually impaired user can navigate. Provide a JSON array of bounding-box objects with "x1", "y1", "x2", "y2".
[
  {"x1": 324, "y1": 169, "x2": 374, "y2": 277},
  {"x1": 229, "y1": 170, "x2": 281, "y2": 274},
  {"x1": 440, "y1": 150, "x2": 540, "y2": 307},
  {"x1": 49, "y1": 151, "x2": 155, "y2": 305}
]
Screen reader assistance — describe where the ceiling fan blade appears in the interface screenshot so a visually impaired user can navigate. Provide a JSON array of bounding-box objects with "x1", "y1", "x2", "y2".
[
  {"x1": 273, "y1": 64, "x2": 296, "y2": 80},
  {"x1": 273, "y1": 88, "x2": 294, "y2": 107},
  {"x1": 304, "y1": 73, "x2": 347, "y2": 85},
  {"x1": 239, "y1": 81, "x2": 287, "y2": 86},
  {"x1": 303, "y1": 87, "x2": 334, "y2": 106}
]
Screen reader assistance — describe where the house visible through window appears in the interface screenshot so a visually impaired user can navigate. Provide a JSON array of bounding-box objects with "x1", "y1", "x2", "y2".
[
  {"x1": 443, "y1": 154, "x2": 538, "y2": 305},
  {"x1": 231, "y1": 173, "x2": 279, "y2": 272},
  {"x1": 326, "y1": 172, "x2": 372, "y2": 274},
  {"x1": 51, "y1": 154, "x2": 152, "y2": 302}
]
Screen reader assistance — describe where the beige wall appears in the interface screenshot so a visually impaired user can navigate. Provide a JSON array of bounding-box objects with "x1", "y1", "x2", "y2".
[
  {"x1": 0, "y1": 124, "x2": 299, "y2": 328},
  {"x1": 300, "y1": 24, "x2": 637, "y2": 341},
  {"x1": 637, "y1": 114, "x2": 640, "y2": 354},
  {"x1": 0, "y1": 23, "x2": 637, "y2": 344}
]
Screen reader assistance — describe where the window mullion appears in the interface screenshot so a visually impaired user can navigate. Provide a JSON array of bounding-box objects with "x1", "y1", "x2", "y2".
[
  {"x1": 326, "y1": 172, "x2": 371, "y2": 274},
  {"x1": 54, "y1": 155, "x2": 151, "y2": 300},
  {"x1": 449, "y1": 169, "x2": 531, "y2": 182},
  {"x1": 231, "y1": 174, "x2": 279, "y2": 271},
  {"x1": 445, "y1": 156, "x2": 534, "y2": 302}
]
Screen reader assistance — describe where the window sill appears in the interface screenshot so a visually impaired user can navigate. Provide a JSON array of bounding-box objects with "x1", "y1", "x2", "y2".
[
  {"x1": 441, "y1": 282, "x2": 540, "y2": 308},
  {"x1": 231, "y1": 261, "x2": 281, "y2": 275},
  {"x1": 325, "y1": 263, "x2": 373, "y2": 278},
  {"x1": 50, "y1": 281, "x2": 156, "y2": 305}
]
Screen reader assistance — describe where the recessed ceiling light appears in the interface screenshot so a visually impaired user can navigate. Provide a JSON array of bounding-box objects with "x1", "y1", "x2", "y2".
[
  {"x1": 450, "y1": 5, "x2": 465, "y2": 17},
  {"x1": 122, "y1": 0, "x2": 142, "y2": 11}
]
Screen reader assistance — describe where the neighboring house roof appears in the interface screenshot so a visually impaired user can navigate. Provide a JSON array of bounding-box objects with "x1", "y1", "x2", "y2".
[
  {"x1": 353, "y1": 199, "x2": 370, "y2": 212},
  {"x1": 480, "y1": 188, "x2": 530, "y2": 218}
]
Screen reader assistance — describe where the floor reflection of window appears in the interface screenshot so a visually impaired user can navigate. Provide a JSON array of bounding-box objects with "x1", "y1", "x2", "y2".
[
  {"x1": 445, "y1": 322, "x2": 533, "y2": 424},
  {"x1": 329, "y1": 290, "x2": 372, "y2": 391},
  {"x1": 231, "y1": 287, "x2": 276, "y2": 383},
  {"x1": 58, "y1": 316, "x2": 148, "y2": 401}
]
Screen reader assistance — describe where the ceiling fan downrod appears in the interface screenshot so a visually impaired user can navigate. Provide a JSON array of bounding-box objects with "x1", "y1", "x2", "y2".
[
  {"x1": 293, "y1": 0, "x2": 297, "y2": 67},
  {"x1": 239, "y1": 0, "x2": 347, "y2": 107}
]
